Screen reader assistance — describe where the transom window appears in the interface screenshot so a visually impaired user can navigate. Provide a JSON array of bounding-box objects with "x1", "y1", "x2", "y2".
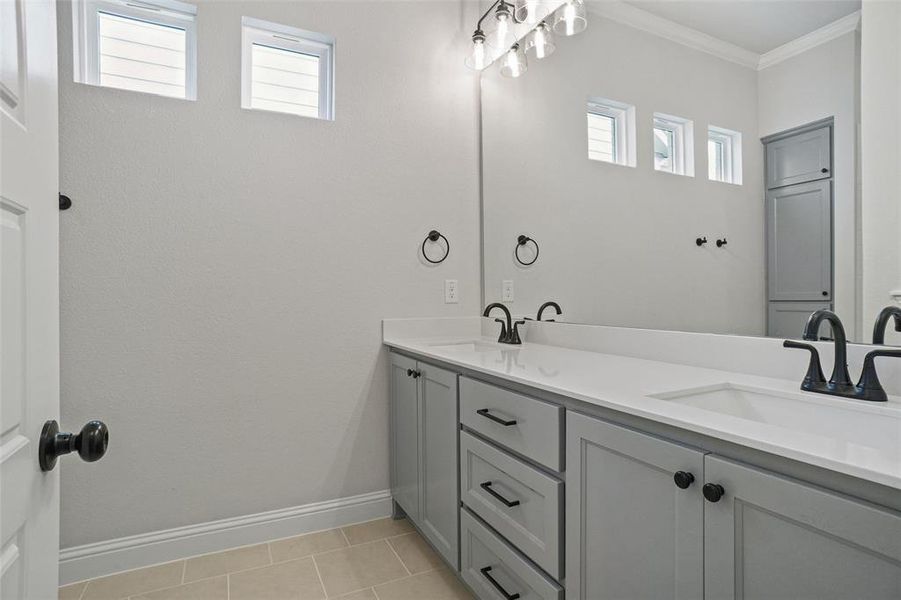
[
  {"x1": 587, "y1": 97, "x2": 636, "y2": 167},
  {"x1": 241, "y1": 17, "x2": 335, "y2": 121},
  {"x1": 72, "y1": 0, "x2": 197, "y2": 99},
  {"x1": 708, "y1": 125, "x2": 742, "y2": 184},
  {"x1": 653, "y1": 113, "x2": 694, "y2": 176}
]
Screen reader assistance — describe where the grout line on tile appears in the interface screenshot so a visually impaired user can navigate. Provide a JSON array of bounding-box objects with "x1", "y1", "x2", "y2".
[
  {"x1": 76, "y1": 581, "x2": 88, "y2": 600},
  {"x1": 371, "y1": 586, "x2": 381, "y2": 600},
  {"x1": 339, "y1": 527, "x2": 351, "y2": 546},
  {"x1": 385, "y1": 539, "x2": 412, "y2": 576},
  {"x1": 180, "y1": 559, "x2": 187, "y2": 584},
  {"x1": 226, "y1": 573, "x2": 230, "y2": 600},
  {"x1": 266, "y1": 542, "x2": 273, "y2": 565},
  {"x1": 310, "y1": 554, "x2": 328, "y2": 598}
]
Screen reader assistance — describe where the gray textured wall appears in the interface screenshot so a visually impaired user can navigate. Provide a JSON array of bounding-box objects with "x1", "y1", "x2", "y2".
[{"x1": 57, "y1": 0, "x2": 480, "y2": 548}]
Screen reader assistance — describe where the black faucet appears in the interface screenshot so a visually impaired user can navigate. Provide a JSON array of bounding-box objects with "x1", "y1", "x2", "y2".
[
  {"x1": 872, "y1": 306, "x2": 901, "y2": 344},
  {"x1": 784, "y1": 309, "x2": 900, "y2": 402},
  {"x1": 483, "y1": 303, "x2": 524, "y2": 345},
  {"x1": 802, "y1": 310, "x2": 852, "y2": 391},
  {"x1": 536, "y1": 301, "x2": 562, "y2": 322}
]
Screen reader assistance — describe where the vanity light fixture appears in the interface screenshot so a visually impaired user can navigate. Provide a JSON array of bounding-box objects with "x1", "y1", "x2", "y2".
[
  {"x1": 465, "y1": 0, "x2": 584, "y2": 75},
  {"x1": 501, "y1": 43, "x2": 528, "y2": 78},
  {"x1": 553, "y1": 0, "x2": 587, "y2": 36},
  {"x1": 525, "y1": 21, "x2": 555, "y2": 59}
]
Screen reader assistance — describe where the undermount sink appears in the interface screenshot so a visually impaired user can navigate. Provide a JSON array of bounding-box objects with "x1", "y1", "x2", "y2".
[
  {"x1": 427, "y1": 341, "x2": 504, "y2": 353},
  {"x1": 650, "y1": 383, "x2": 901, "y2": 454}
]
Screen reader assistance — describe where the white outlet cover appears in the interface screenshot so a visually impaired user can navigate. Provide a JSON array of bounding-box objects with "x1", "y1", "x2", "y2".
[
  {"x1": 502, "y1": 280, "x2": 514, "y2": 302},
  {"x1": 445, "y1": 279, "x2": 459, "y2": 304}
]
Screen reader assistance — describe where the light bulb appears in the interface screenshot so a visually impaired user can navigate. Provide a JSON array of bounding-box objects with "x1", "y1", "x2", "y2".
[
  {"x1": 500, "y1": 43, "x2": 527, "y2": 78},
  {"x1": 465, "y1": 30, "x2": 487, "y2": 70},
  {"x1": 487, "y1": 1, "x2": 516, "y2": 49},
  {"x1": 525, "y1": 21, "x2": 555, "y2": 60},
  {"x1": 553, "y1": 0, "x2": 587, "y2": 37}
]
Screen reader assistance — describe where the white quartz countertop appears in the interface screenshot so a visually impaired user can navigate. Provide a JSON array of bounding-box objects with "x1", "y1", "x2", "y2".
[{"x1": 384, "y1": 331, "x2": 901, "y2": 491}]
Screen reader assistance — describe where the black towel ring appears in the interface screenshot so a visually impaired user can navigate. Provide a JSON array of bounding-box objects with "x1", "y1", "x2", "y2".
[
  {"x1": 421, "y1": 230, "x2": 450, "y2": 264},
  {"x1": 515, "y1": 235, "x2": 539, "y2": 266}
]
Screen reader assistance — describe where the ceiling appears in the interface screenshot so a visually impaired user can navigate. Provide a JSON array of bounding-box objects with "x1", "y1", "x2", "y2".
[{"x1": 622, "y1": 0, "x2": 861, "y2": 54}]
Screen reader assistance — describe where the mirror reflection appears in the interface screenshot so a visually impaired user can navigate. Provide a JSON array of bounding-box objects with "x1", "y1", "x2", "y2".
[{"x1": 480, "y1": 0, "x2": 898, "y2": 345}]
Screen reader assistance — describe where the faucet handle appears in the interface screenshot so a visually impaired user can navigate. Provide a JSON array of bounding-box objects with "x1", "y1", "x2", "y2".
[
  {"x1": 493, "y1": 318, "x2": 508, "y2": 343},
  {"x1": 783, "y1": 340, "x2": 826, "y2": 389},
  {"x1": 509, "y1": 320, "x2": 526, "y2": 345},
  {"x1": 855, "y1": 348, "x2": 901, "y2": 402}
]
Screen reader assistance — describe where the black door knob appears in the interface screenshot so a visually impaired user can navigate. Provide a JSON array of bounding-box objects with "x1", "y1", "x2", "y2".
[
  {"x1": 702, "y1": 483, "x2": 725, "y2": 502},
  {"x1": 822, "y1": 291, "x2": 828, "y2": 296},
  {"x1": 821, "y1": 168, "x2": 829, "y2": 173},
  {"x1": 39, "y1": 420, "x2": 109, "y2": 472},
  {"x1": 673, "y1": 471, "x2": 695, "y2": 489},
  {"x1": 406, "y1": 369, "x2": 414, "y2": 377}
]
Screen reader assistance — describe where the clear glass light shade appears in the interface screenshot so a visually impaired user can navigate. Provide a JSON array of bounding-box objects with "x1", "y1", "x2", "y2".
[
  {"x1": 553, "y1": 0, "x2": 587, "y2": 36},
  {"x1": 500, "y1": 44, "x2": 527, "y2": 78},
  {"x1": 514, "y1": 0, "x2": 546, "y2": 26},
  {"x1": 464, "y1": 33, "x2": 488, "y2": 70},
  {"x1": 486, "y1": 3, "x2": 517, "y2": 49},
  {"x1": 525, "y1": 22, "x2": 555, "y2": 59}
]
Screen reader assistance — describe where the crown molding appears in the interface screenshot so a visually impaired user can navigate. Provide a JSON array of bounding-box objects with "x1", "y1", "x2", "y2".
[
  {"x1": 587, "y1": 1, "x2": 760, "y2": 70},
  {"x1": 757, "y1": 10, "x2": 860, "y2": 70}
]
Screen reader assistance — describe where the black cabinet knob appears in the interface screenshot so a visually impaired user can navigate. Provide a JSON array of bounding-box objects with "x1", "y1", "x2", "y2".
[
  {"x1": 39, "y1": 420, "x2": 109, "y2": 472},
  {"x1": 406, "y1": 369, "x2": 413, "y2": 377},
  {"x1": 702, "y1": 483, "x2": 725, "y2": 502},
  {"x1": 411, "y1": 370, "x2": 421, "y2": 379},
  {"x1": 821, "y1": 168, "x2": 829, "y2": 173},
  {"x1": 673, "y1": 471, "x2": 695, "y2": 489},
  {"x1": 822, "y1": 291, "x2": 829, "y2": 296}
]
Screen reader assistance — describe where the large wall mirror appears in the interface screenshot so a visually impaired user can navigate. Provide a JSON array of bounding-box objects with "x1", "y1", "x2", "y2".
[{"x1": 480, "y1": 0, "x2": 901, "y2": 345}]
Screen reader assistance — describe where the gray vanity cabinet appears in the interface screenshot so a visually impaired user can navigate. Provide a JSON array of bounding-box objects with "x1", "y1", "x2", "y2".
[
  {"x1": 765, "y1": 125, "x2": 831, "y2": 189},
  {"x1": 566, "y1": 412, "x2": 705, "y2": 600},
  {"x1": 704, "y1": 455, "x2": 901, "y2": 600},
  {"x1": 389, "y1": 352, "x2": 459, "y2": 569}
]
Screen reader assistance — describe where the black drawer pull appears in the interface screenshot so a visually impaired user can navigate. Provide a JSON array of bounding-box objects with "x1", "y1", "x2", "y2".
[
  {"x1": 480, "y1": 566, "x2": 520, "y2": 600},
  {"x1": 476, "y1": 408, "x2": 517, "y2": 426},
  {"x1": 480, "y1": 481, "x2": 521, "y2": 507}
]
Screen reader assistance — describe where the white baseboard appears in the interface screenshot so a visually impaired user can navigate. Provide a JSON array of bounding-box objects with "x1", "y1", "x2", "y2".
[{"x1": 59, "y1": 489, "x2": 393, "y2": 586}]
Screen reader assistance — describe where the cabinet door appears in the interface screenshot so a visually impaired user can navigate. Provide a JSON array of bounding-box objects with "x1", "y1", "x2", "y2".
[
  {"x1": 766, "y1": 126, "x2": 831, "y2": 188},
  {"x1": 767, "y1": 301, "x2": 832, "y2": 339},
  {"x1": 704, "y1": 456, "x2": 901, "y2": 600},
  {"x1": 418, "y1": 362, "x2": 459, "y2": 569},
  {"x1": 767, "y1": 180, "x2": 832, "y2": 301},
  {"x1": 566, "y1": 413, "x2": 705, "y2": 600},
  {"x1": 390, "y1": 353, "x2": 419, "y2": 521}
]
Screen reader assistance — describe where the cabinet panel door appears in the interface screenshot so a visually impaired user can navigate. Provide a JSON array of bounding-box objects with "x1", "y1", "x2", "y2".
[
  {"x1": 766, "y1": 126, "x2": 831, "y2": 188},
  {"x1": 767, "y1": 180, "x2": 832, "y2": 301},
  {"x1": 418, "y1": 362, "x2": 459, "y2": 569},
  {"x1": 390, "y1": 353, "x2": 419, "y2": 521},
  {"x1": 566, "y1": 413, "x2": 705, "y2": 600},
  {"x1": 767, "y1": 301, "x2": 831, "y2": 339},
  {"x1": 704, "y1": 455, "x2": 901, "y2": 600}
]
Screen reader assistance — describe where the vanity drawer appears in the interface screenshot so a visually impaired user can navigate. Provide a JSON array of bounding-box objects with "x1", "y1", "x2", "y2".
[
  {"x1": 460, "y1": 431, "x2": 562, "y2": 579},
  {"x1": 460, "y1": 377, "x2": 563, "y2": 471},
  {"x1": 461, "y1": 508, "x2": 563, "y2": 600}
]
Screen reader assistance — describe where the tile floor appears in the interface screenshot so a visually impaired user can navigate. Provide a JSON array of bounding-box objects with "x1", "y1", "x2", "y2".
[{"x1": 58, "y1": 518, "x2": 475, "y2": 600}]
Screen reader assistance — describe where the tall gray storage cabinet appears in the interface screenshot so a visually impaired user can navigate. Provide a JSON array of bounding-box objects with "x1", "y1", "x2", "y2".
[
  {"x1": 389, "y1": 352, "x2": 459, "y2": 569},
  {"x1": 764, "y1": 121, "x2": 833, "y2": 338}
]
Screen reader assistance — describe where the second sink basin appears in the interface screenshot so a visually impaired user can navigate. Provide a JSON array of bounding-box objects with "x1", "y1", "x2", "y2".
[{"x1": 650, "y1": 383, "x2": 900, "y2": 456}]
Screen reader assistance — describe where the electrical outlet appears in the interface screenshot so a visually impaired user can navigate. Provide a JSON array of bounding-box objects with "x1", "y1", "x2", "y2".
[
  {"x1": 502, "y1": 280, "x2": 514, "y2": 302},
  {"x1": 445, "y1": 279, "x2": 459, "y2": 304}
]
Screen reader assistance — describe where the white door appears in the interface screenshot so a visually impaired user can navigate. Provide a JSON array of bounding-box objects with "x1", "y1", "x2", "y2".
[{"x1": 1, "y1": 0, "x2": 61, "y2": 598}]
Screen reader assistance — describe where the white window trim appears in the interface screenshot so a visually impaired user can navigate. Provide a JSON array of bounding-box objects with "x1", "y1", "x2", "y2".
[
  {"x1": 708, "y1": 125, "x2": 743, "y2": 185},
  {"x1": 241, "y1": 16, "x2": 335, "y2": 121},
  {"x1": 587, "y1": 97, "x2": 636, "y2": 167},
  {"x1": 653, "y1": 113, "x2": 695, "y2": 177},
  {"x1": 73, "y1": 0, "x2": 198, "y2": 100}
]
